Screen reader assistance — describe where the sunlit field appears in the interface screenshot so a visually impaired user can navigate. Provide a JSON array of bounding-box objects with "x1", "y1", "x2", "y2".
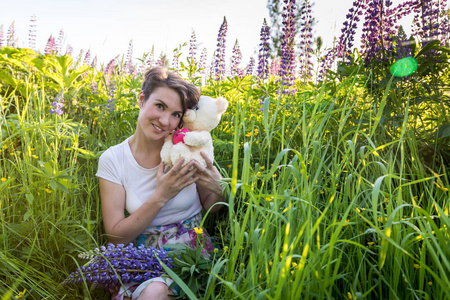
[{"x1": 1, "y1": 0, "x2": 450, "y2": 299}]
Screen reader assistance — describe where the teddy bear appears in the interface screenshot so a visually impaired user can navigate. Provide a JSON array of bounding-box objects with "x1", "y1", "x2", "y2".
[{"x1": 160, "y1": 95, "x2": 228, "y2": 167}]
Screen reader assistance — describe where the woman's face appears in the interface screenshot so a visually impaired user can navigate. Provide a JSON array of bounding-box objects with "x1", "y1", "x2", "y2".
[{"x1": 137, "y1": 86, "x2": 183, "y2": 141}]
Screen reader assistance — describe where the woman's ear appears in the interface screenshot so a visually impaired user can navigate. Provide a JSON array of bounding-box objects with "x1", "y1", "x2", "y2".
[{"x1": 138, "y1": 92, "x2": 145, "y2": 108}]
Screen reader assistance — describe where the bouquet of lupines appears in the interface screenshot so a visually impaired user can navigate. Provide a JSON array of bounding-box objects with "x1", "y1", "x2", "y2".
[{"x1": 62, "y1": 243, "x2": 174, "y2": 289}]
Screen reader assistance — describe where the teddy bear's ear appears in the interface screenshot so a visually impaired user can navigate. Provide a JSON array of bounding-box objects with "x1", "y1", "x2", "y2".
[
  {"x1": 216, "y1": 97, "x2": 229, "y2": 114},
  {"x1": 184, "y1": 109, "x2": 196, "y2": 122}
]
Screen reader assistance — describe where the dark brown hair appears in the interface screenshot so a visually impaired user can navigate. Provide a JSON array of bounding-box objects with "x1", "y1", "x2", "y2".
[{"x1": 141, "y1": 66, "x2": 200, "y2": 114}]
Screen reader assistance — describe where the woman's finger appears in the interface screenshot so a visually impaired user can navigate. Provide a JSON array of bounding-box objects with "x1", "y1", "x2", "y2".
[{"x1": 200, "y1": 151, "x2": 214, "y2": 169}]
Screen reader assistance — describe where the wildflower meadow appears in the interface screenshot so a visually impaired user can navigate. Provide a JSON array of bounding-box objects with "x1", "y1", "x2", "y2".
[{"x1": 1, "y1": 0, "x2": 450, "y2": 299}]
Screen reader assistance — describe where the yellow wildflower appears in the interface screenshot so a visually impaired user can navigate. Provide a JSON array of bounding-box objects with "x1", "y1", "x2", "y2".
[
  {"x1": 269, "y1": 261, "x2": 273, "y2": 266},
  {"x1": 32, "y1": 155, "x2": 38, "y2": 159},
  {"x1": 356, "y1": 207, "x2": 361, "y2": 213},
  {"x1": 45, "y1": 188, "x2": 52, "y2": 194},
  {"x1": 367, "y1": 242, "x2": 375, "y2": 246},
  {"x1": 347, "y1": 292, "x2": 353, "y2": 300},
  {"x1": 265, "y1": 197, "x2": 272, "y2": 201},
  {"x1": 227, "y1": 164, "x2": 232, "y2": 168},
  {"x1": 414, "y1": 264, "x2": 420, "y2": 269},
  {"x1": 428, "y1": 281, "x2": 432, "y2": 286},
  {"x1": 194, "y1": 227, "x2": 203, "y2": 235},
  {"x1": 15, "y1": 289, "x2": 26, "y2": 299},
  {"x1": 260, "y1": 166, "x2": 265, "y2": 170},
  {"x1": 1, "y1": 178, "x2": 6, "y2": 182},
  {"x1": 273, "y1": 174, "x2": 277, "y2": 178}
]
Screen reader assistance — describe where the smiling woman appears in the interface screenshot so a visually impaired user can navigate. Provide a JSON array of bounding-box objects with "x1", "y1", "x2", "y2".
[{"x1": 95, "y1": 66, "x2": 225, "y2": 299}]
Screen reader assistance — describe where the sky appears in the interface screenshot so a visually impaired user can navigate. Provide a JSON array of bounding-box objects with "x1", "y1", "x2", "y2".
[{"x1": 0, "y1": 0, "x2": 416, "y2": 67}]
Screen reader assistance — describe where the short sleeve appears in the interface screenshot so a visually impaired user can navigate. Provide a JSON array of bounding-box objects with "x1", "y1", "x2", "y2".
[{"x1": 95, "y1": 148, "x2": 123, "y2": 185}]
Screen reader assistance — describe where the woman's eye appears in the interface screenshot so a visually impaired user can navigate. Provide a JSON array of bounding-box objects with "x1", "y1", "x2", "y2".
[
  {"x1": 174, "y1": 113, "x2": 181, "y2": 118},
  {"x1": 156, "y1": 104, "x2": 164, "y2": 110}
]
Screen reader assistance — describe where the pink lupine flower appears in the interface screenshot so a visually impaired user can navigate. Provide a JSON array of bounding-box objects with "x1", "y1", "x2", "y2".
[
  {"x1": 0, "y1": 25, "x2": 4, "y2": 47},
  {"x1": 44, "y1": 35, "x2": 56, "y2": 55}
]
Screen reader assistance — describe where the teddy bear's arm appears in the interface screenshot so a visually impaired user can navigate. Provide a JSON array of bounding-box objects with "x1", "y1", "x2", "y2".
[{"x1": 183, "y1": 131, "x2": 212, "y2": 147}]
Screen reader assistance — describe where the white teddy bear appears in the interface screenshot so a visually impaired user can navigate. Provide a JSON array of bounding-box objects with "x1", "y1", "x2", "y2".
[{"x1": 160, "y1": 95, "x2": 229, "y2": 167}]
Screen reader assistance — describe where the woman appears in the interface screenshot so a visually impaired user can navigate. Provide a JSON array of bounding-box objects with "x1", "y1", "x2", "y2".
[{"x1": 96, "y1": 66, "x2": 225, "y2": 299}]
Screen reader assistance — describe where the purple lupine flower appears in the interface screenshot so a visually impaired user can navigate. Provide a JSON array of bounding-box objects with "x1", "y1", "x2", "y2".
[
  {"x1": 50, "y1": 90, "x2": 64, "y2": 115},
  {"x1": 123, "y1": 40, "x2": 133, "y2": 74},
  {"x1": 65, "y1": 44, "x2": 73, "y2": 57},
  {"x1": 317, "y1": 45, "x2": 337, "y2": 82},
  {"x1": 412, "y1": 0, "x2": 447, "y2": 48},
  {"x1": 332, "y1": 0, "x2": 368, "y2": 65},
  {"x1": 74, "y1": 50, "x2": 84, "y2": 68},
  {"x1": 107, "y1": 80, "x2": 116, "y2": 112},
  {"x1": 62, "y1": 243, "x2": 174, "y2": 289},
  {"x1": 0, "y1": 25, "x2": 4, "y2": 47},
  {"x1": 28, "y1": 15, "x2": 37, "y2": 51},
  {"x1": 257, "y1": 18, "x2": 270, "y2": 79},
  {"x1": 172, "y1": 45, "x2": 182, "y2": 73},
  {"x1": 199, "y1": 48, "x2": 208, "y2": 74},
  {"x1": 298, "y1": 0, "x2": 314, "y2": 82},
  {"x1": 84, "y1": 50, "x2": 91, "y2": 66},
  {"x1": 56, "y1": 29, "x2": 64, "y2": 54},
  {"x1": 280, "y1": 0, "x2": 297, "y2": 94},
  {"x1": 360, "y1": 0, "x2": 383, "y2": 64},
  {"x1": 104, "y1": 56, "x2": 118, "y2": 86},
  {"x1": 7, "y1": 21, "x2": 15, "y2": 47},
  {"x1": 213, "y1": 17, "x2": 228, "y2": 80},
  {"x1": 246, "y1": 57, "x2": 255, "y2": 76},
  {"x1": 44, "y1": 36, "x2": 56, "y2": 55},
  {"x1": 91, "y1": 81, "x2": 98, "y2": 94},
  {"x1": 189, "y1": 30, "x2": 197, "y2": 64},
  {"x1": 157, "y1": 52, "x2": 167, "y2": 66},
  {"x1": 230, "y1": 39, "x2": 243, "y2": 77},
  {"x1": 146, "y1": 46, "x2": 155, "y2": 69},
  {"x1": 91, "y1": 55, "x2": 98, "y2": 70}
]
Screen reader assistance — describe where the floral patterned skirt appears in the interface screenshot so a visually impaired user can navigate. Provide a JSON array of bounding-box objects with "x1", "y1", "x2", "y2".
[{"x1": 112, "y1": 212, "x2": 213, "y2": 300}]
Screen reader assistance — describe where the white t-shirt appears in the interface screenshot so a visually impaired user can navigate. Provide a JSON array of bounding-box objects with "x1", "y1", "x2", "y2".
[{"x1": 95, "y1": 137, "x2": 202, "y2": 231}]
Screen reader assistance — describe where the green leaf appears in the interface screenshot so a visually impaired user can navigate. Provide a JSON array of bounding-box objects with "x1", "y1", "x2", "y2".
[{"x1": 25, "y1": 193, "x2": 34, "y2": 205}]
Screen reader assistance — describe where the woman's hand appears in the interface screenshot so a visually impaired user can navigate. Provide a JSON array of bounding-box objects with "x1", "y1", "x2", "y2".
[
  {"x1": 193, "y1": 152, "x2": 226, "y2": 212},
  {"x1": 154, "y1": 158, "x2": 199, "y2": 203},
  {"x1": 193, "y1": 152, "x2": 223, "y2": 195}
]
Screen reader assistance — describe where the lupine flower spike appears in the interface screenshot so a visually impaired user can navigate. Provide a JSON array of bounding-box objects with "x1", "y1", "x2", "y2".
[
  {"x1": 28, "y1": 15, "x2": 37, "y2": 51},
  {"x1": 246, "y1": 57, "x2": 255, "y2": 76},
  {"x1": 298, "y1": 0, "x2": 314, "y2": 83},
  {"x1": 65, "y1": 44, "x2": 73, "y2": 57},
  {"x1": 280, "y1": 0, "x2": 297, "y2": 94},
  {"x1": 7, "y1": 21, "x2": 16, "y2": 47},
  {"x1": 189, "y1": 30, "x2": 197, "y2": 64},
  {"x1": 44, "y1": 36, "x2": 56, "y2": 55},
  {"x1": 199, "y1": 48, "x2": 208, "y2": 74},
  {"x1": 50, "y1": 90, "x2": 65, "y2": 115},
  {"x1": 213, "y1": 17, "x2": 228, "y2": 80},
  {"x1": 123, "y1": 40, "x2": 133, "y2": 74},
  {"x1": 62, "y1": 243, "x2": 174, "y2": 289},
  {"x1": 257, "y1": 18, "x2": 270, "y2": 80},
  {"x1": 230, "y1": 39, "x2": 243, "y2": 77},
  {"x1": 0, "y1": 25, "x2": 4, "y2": 48},
  {"x1": 56, "y1": 30, "x2": 64, "y2": 54}
]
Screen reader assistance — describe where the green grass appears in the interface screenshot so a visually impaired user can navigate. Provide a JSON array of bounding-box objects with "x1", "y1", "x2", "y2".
[{"x1": 0, "y1": 54, "x2": 449, "y2": 299}]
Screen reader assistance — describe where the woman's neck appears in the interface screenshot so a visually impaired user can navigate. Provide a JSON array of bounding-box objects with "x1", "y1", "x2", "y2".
[{"x1": 128, "y1": 131, "x2": 165, "y2": 169}]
